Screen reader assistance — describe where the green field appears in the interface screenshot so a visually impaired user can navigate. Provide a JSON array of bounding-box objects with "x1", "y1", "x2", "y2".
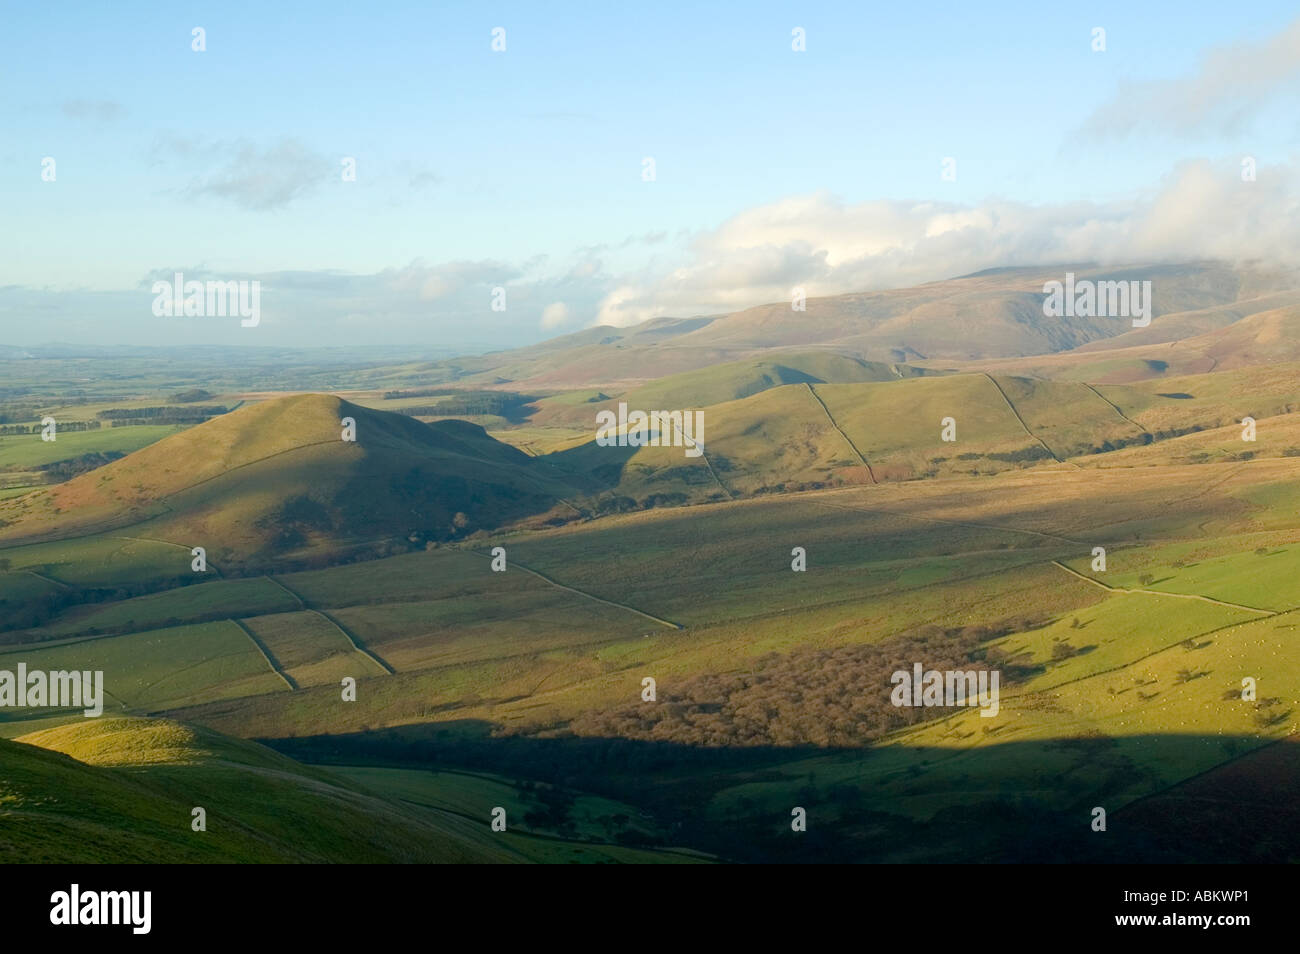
[
  {"x1": 3, "y1": 318, "x2": 1299, "y2": 862},
  {"x1": 0, "y1": 425, "x2": 183, "y2": 473}
]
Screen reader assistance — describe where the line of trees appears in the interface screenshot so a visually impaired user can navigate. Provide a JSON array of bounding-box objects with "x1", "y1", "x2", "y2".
[
  {"x1": 0, "y1": 421, "x2": 100, "y2": 434},
  {"x1": 37, "y1": 451, "x2": 125, "y2": 481},
  {"x1": 390, "y1": 391, "x2": 535, "y2": 417},
  {"x1": 0, "y1": 405, "x2": 41, "y2": 424},
  {"x1": 97, "y1": 405, "x2": 227, "y2": 422}
]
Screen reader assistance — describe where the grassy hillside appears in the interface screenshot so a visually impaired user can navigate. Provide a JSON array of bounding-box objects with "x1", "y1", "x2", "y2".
[
  {"x1": 0, "y1": 394, "x2": 582, "y2": 564},
  {"x1": 615, "y1": 352, "x2": 933, "y2": 413},
  {"x1": 547, "y1": 369, "x2": 1257, "y2": 502},
  {"x1": 0, "y1": 717, "x2": 526, "y2": 862},
  {"x1": 131, "y1": 452, "x2": 1298, "y2": 741},
  {"x1": 2, "y1": 717, "x2": 707, "y2": 863},
  {"x1": 4, "y1": 263, "x2": 1299, "y2": 863},
  {"x1": 0, "y1": 424, "x2": 183, "y2": 471}
]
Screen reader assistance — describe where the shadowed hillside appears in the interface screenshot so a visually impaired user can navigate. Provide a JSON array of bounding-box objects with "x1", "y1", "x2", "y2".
[{"x1": 0, "y1": 717, "x2": 522, "y2": 862}]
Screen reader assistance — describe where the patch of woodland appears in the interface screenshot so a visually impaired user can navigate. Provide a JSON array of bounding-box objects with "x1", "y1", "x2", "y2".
[{"x1": 565, "y1": 616, "x2": 1046, "y2": 748}]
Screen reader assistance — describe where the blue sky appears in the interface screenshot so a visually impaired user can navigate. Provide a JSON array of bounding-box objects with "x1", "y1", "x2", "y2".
[{"x1": 2, "y1": 1, "x2": 1298, "y2": 348}]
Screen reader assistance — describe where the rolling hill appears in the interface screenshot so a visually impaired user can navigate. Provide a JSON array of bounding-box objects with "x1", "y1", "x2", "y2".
[
  {"x1": 0, "y1": 394, "x2": 583, "y2": 566},
  {"x1": 1, "y1": 717, "x2": 522, "y2": 862},
  {"x1": 3, "y1": 259, "x2": 1299, "y2": 863},
  {"x1": 381, "y1": 261, "x2": 1300, "y2": 391}
]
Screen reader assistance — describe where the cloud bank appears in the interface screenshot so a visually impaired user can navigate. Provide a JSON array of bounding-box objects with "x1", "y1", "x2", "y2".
[
  {"x1": 593, "y1": 157, "x2": 1300, "y2": 327},
  {"x1": 4, "y1": 158, "x2": 1298, "y2": 347}
]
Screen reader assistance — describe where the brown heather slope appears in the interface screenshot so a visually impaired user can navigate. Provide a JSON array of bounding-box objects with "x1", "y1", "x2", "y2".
[
  {"x1": 967, "y1": 300, "x2": 1300, "y2": 382},
  {"x1": 383, "y1": 262, "x2": 1297, "y2": 391}
]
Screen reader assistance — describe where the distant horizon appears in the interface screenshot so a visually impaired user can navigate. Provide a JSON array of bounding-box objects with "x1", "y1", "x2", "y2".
[
  {"x1": 4, "y1": 2, "x2": 1299, "y2": 349},
  {"x1": 6, "y1": 255, "x2": 1290, "y2": 359}
]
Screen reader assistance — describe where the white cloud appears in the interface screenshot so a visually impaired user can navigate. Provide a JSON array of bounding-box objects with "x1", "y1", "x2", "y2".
[
  {"x1": 590, "y1": 158, "x2": 1300, "y2": 326},
  {"x1": 183, "y1": 138, "x2": 333, "y2": 211},
  {"x1": 540, "y1": 301, "x2": 571, "y2": 329},
  {"x1": 9, "y1": 158, "x2": 1300, "y2": 347},
  {"x1": 157, "y1": 136, "x2": 398, "y2": 211},
  {"x1": 595, "y1": 285, "x2": 674, "y2": 327}
]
